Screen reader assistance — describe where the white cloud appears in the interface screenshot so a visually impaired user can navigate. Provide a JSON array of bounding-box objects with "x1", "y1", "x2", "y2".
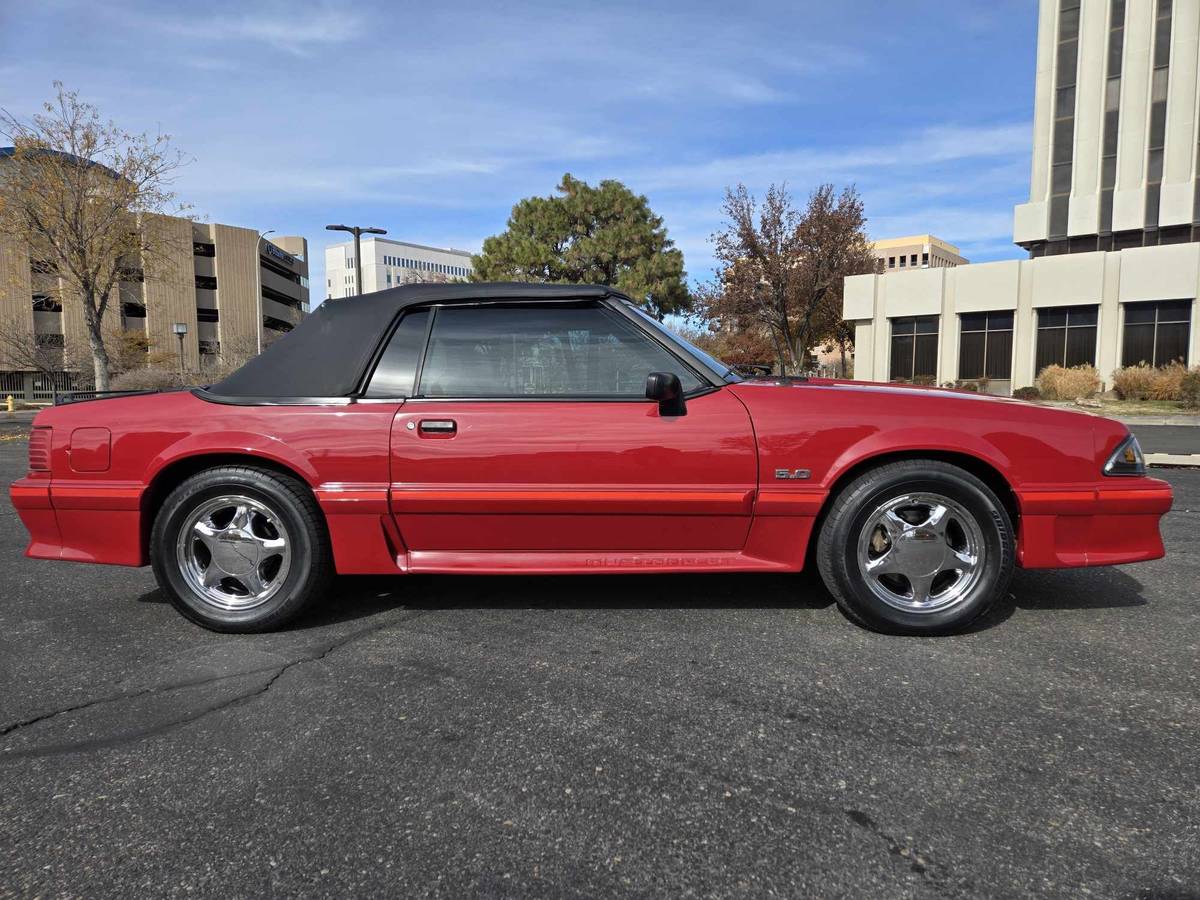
[{"x1": 158, "y1": 3, "x2": 365, "y2": 55}]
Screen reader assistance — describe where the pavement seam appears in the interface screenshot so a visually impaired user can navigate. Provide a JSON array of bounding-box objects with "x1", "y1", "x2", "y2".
[{"x1": 0, "y1": 610, "x2": 427, "y2": 760}]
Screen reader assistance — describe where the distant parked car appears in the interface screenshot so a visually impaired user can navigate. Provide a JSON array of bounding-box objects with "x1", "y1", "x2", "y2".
[{"x1": 10, "y1": 283, "x2": 1172, "y2": 634}]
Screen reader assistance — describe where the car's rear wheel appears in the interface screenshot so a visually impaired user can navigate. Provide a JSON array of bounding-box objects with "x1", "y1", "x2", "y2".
[
  {"x1": 150, "y1": 466, "x2": 332, "y2": 632},
  {"x1": 816, "y1": 460, "x2": 1014, "y2": 635}
]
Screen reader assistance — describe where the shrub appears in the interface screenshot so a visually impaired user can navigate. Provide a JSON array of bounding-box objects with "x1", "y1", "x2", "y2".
[
  {"x1": 1036, "y1": 364, "x2": 1101, "y2": 401},
  {"x1": 956, "y1": 381, "x2": 980, "y2": 392},
  {"x1": 1012, "y1": 386, "x2": 1041, "y2": 401},
  {"x1": 110, "y1": 367, "x2": 187, "y2": 391},
  {"x1": 1111, "y1": 363, "x2": 1157, "y2": 401},
  {"x1": 1148, "y1": 362, "x2": 1186, "y2": 400},
  {"x1": 912, "y1": 374, "x2": 936, "y2": 386},
  {"x1": 1180, "y1": 368, "x2": 1200, "y2": 409}
]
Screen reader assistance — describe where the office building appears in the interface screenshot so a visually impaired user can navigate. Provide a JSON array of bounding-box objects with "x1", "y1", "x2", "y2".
[
  {"x1": 0, "y1": 146, "x2": 308, "y2": 399},
  {"x1": 845, "y1": 0, "x2": 1200, "y2": 394},
  {"x1": 874, "y1": 235, "x2": 967, "y2": 271},
  {"x1": 324, "y1": 237, "x2": 474, "y2": 299}
]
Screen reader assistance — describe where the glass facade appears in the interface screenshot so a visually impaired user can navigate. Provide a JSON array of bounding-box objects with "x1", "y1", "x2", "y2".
[
  {"x1": 889, "y1": 317, "x2": 939, "y2": 382},
  {"x1": 1122, "y1": 300, "x2": 1191, "y2": 366},
  {"x1": 958, "y1": 312, "x2": 1014, "y2": 381},
  {"x1": 1049, "y1": 0, "x2": 1081, "y2": 239},
  {"x1": 1035, "y1": 305, "x2": 1099, "y2": 372}
]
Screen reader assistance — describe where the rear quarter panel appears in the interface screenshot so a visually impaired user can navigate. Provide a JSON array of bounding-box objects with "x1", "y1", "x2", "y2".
[{"x1": 26, "y1": 392, "x2": 399, "y2": 570}]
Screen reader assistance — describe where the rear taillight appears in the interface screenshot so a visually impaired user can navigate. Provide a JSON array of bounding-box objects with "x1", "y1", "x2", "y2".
[{"x1": 28, "y1": 427, "x2": 52, "y2": 471}]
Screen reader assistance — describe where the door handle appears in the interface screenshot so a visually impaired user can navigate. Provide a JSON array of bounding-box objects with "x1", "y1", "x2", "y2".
[{"x1": 418, "y1": 419, "x2": 457, "y2": 435}]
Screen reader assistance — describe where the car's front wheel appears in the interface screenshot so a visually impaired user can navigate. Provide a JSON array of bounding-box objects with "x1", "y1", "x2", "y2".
[
  {"x1": 150, "y1": 466, "x2": 333, "y2": 632},
  {"x1": 816, "y1": 460, "x2": 1014, "y2": 635}
]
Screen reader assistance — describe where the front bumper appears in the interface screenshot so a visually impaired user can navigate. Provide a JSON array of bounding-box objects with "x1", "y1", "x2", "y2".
[{"x1": 1015, "y1": 479, "x2": 1173, "y2": 568}]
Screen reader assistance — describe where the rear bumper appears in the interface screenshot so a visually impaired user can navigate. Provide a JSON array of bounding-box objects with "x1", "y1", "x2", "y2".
[
  {"x1": 1016, "y1": 480, "x2": 1173, "y2": 568},
  {"x1": 10, "y1": 477, "x2": 145, "y2": 566}
]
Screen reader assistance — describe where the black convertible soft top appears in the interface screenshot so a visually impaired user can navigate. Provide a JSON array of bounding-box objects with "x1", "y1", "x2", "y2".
[{"x1": 207, "y1": 282, "x2": 619, "y2": 400}]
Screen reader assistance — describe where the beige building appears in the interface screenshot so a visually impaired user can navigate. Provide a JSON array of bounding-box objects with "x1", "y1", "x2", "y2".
[
  {"x1": 1, "y1": 215, "x2": 308, "y2": 400},
  {"x1": 845, "y1": 0, "x2": 1199, "y2": 395},
  {"x1": 325, "y1": 237, "x2": 473, "y2": 299},
  {"x1": 874, "y1": 235, "x2": 967, "y2": 271}
]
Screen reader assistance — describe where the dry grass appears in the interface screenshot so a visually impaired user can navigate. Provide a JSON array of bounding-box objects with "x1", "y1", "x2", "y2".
[
  {"x1": 1036, "y1": 364, "x2": 1101, "y2": 400},
  {"x1": 1148, "y1": 362, "x2": 1187, "y2": 400},
  {"x1": 1111, "y1": 364, "x2": 1158, "y2": 401}
]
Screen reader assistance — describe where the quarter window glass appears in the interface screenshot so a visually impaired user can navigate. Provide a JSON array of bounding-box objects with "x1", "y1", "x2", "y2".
[
  {"x1": 418, "y1": 305, "x2": 704, "y2": 397},
  {"x1": 365, "y1": 309, "x2": 430, "y2": 397}
]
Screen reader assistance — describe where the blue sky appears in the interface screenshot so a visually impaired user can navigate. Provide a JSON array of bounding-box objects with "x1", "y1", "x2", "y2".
[{"x1": 1, "y1": 0, "x2": 1038, "y2": 304}]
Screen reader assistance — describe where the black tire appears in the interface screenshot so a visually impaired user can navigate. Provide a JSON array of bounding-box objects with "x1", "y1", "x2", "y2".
[
  {"x1": 816, "y1": 460, "x2": 1014, "y2": 635},
  {"x1": 150, "y1": 466, "x2": 333, "y2": 633}
]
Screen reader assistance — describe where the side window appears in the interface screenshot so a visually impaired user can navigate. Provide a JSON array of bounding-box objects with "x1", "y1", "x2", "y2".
[
  {"x1": 417, "y1": 304, "x2": 705, "y2": 398},
  {"x1": 364, "y1": 308, "x2": 430, "y2": 397}
]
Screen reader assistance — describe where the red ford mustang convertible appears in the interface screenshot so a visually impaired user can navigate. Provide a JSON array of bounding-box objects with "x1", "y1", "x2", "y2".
[{"x1": 9, "y1": 283, "x2": 1173, "y2": 634}]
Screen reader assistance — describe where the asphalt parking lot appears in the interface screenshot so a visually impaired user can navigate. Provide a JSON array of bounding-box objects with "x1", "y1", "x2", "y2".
[{"x1": 0, "y1": 437, "x2": 1197, "y2": 898}]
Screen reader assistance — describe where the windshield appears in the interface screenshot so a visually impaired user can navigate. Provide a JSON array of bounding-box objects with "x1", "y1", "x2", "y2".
[{"x1": 622, "y1": 302, "x2": 742, "y2": 383}]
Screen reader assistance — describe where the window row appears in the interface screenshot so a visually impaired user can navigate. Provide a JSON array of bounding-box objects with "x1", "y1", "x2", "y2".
[
  {"x1": 888, "y1": 300, "x2": 1192, "y2": 383},
  {"x1": 885, "y1": 252, "x2": 930, "y2": 270},
  {"x1": 381, "y1": 255, "x2": 470, "y2": 278}
]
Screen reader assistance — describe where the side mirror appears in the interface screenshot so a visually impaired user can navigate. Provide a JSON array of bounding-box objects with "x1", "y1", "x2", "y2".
[{"x1": 645, "y1": 371, "x2": 686, "y2": 417}]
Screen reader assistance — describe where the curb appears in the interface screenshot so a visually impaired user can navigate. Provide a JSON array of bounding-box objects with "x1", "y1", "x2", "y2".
[
  {"x1": 1146, "y1": 453, "x2": 1200, "y2": 468},
  {"x1": 1115, "y1": 416, "x2": 1200, "y2": 427}
]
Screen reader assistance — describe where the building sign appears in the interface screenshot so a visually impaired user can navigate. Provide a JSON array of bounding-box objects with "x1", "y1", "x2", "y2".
[{"x1": 264, "y1": 242, "x2": 296, "y2": 267}]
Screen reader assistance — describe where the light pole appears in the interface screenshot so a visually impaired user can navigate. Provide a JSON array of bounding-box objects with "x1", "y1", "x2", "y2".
[
  {"x1": 255, "y1": 229, "x2": 275, "y2": 355},
  {"x1": 325, "y1": 224, "x2": 386, "y2": 296},
  {"x1": 172, "y1": 322, "x2": 188, "y2": 379}
]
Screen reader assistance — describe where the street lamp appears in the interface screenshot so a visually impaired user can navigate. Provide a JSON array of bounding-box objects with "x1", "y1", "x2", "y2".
[
  {"x1": 325, "y1": 223, "x2": 386, "y2": 297},
  {"x1": 255, "y1": 229, "x2": 275, "y2": 355},
  {"x1": 172, "y1": 322, "x2": 188, "y2": 378}
]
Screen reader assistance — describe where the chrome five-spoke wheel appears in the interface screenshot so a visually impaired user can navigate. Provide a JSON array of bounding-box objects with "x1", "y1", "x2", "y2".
[
  {"x1": 176, "y1": 494, "x2": 292, "y2": 611},
  {"x1": 857, "y1": 493, "x2": 984, "y2": 614},
  {"x1": 817, "y1": 460, "x2": 1013, "y2": 635}
]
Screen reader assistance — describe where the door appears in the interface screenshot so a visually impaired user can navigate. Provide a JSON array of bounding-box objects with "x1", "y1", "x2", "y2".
[{"x1": 377, "y1": 302, "x2": 757, "y2": 553}]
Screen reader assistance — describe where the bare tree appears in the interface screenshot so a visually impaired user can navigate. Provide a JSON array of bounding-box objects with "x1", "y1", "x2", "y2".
[
  {"x1": 699, "y1": 183, "x2": 876, "y2": 374},
  {"x1": 0, "y1": 83, "x2": 189, "y2": 390}
]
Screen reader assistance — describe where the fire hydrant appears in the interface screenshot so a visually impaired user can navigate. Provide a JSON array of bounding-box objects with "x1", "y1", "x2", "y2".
[{"x1": 5, "y1": 395, "x2": 13, "y2": 414}]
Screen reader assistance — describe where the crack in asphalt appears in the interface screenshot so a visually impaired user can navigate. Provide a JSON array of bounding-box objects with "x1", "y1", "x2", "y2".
[
  {"x1": 0, "y1": 610, "x2": 426, "y2": 761},
  {"x1": 844, "y1": 808, "x2": 961, "y2": 892}
]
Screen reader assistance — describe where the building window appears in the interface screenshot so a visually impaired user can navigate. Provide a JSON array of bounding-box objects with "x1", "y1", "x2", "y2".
[
  {"x1": 1122, "y1": 300, "x2": 1191, "y2": 366},
  {"x1": 121, "y1": 302, "x2": 147, "y2": 319},
  {"x1": 1049, "y1": 0, "x2": 1081, "y2": 239},
  {"x1": 958, "y1": 312, "x2": 1014, "y2": 381},
  {"x1": 195, "y1": 275, "x2": 217, "y2": 291},
  {"x1": 1099, "y1": 0, "x2": 1126, "y2": 234},
  {"x1": 1036, "y1": 305, "x2": 1098, "y2": 372},
  {"x1": 32, "y1": 294, "x2": 62, "y2": 312},
  {"x1": 193, "y1": 242, "x2": 216, "y2": 257},
  {"x1": 35, "y1": 333, "x2": 65, "y2": 349},
  {"x1": 263, "y1": 315, "x2": 295, "y2": 333},
  {"x1": 1146, "y1": 0, "x2": 1172, "y2": 228},
  {"x1": 889, "y1": 316, "x2": 939, "y2": 382},
  {"x1": 898, "y1": 256, "x2": 907, "y2": 268},
  {"x1": 887, "y1": 257, "x2": 895, "y2": 269},
  {"x1": 197, "y1": 308, "x2": 220, "y2": 323},
  {"x1": 921, "y1": 252, "x2": 929, "y2": 266}
]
